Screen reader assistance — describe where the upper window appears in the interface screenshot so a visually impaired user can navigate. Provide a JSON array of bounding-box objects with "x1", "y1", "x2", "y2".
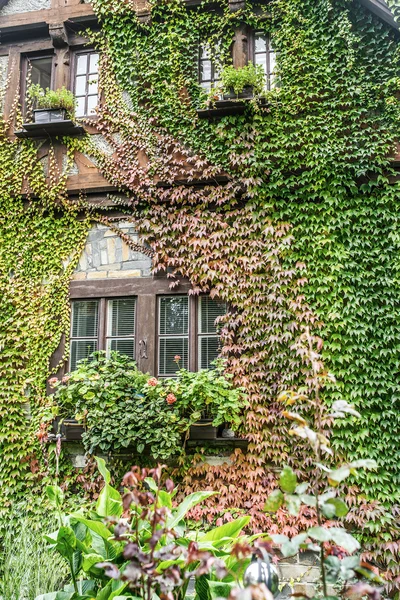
[
  {"x1": 74, "y1": 51, "x2": 99, "y2": 117},
  {"x1": 253, "y1": 32, "x2": 276, "y2": 90},
  {"x1": 21, "y1": 53, "x2": 54, "y2": 112},
  {"x1": 198, "y1": 296, "x2": 226, "y2": 370},
  {"x1": 70, "y1": 297, "x2": 136, "y2": 371},
  {"x1": 198, "y1": 44, "x2": 220, "y2": 92}
]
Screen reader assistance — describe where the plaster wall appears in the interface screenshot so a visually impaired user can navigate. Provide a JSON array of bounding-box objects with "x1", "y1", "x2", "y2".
[{"x1": 0, "y1": 0, "x2": 50, "y2": 15}]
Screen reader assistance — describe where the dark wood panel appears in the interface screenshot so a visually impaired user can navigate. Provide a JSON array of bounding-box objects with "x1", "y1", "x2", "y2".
[{"x1": 70, "y1": 277, "x2": 192, "y2": 299}]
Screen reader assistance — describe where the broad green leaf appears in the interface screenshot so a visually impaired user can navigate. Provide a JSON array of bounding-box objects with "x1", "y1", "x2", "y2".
[
  {"x1": 281, "y1": 533, "x2": 308, "y2": 557},
  {"x1": 207, "y1": 580, "x2": 235, "y2": 600},
  {"x1": 321, "y1": 502, "x2": 337, "y2": 519},
  {"x1": 295, "y1": 483, "x2": 309, "y2": 494},
  {"x1": 264, "y1": 489, "x2": 284, "y2": 512},
  {"x1": 82, "y1": 553, "x2": 105, "y2": 573},
  {"x1": 279, "y1": 466, "x2": 297, "y2": 493},
  {"x1": 71, "y1": 515, "x2": 113, "y2": 541},
  {"x1": 158, "y1": 490, "x2": 172, "y2": 509},
  {"x1": 167, "y1": 491, "x2": 216, "y2": 529},
  {"x1": 308, "y1": 526, "x2": 332, "y2": 542},
  {"x1": 329, "y1": 528, "x2": 360, "y2": 553},
  {"x1": 325, "y1": 498, "x2": 349, "y2": 518},
  {"x1": 285, "y1": 494, "x2": 301, "y2": 516},
  {"x1": 328, "y1": 466, "x2": 351, "y2": 486},
  {"x1": 46, "y1": 485, "x2": 64, "y2": 508},
  {"x1": 144, "y1": 477, "x2": 158, "y2": 492},
  {"x1": 200, "y1": 516, "x2": 250, "y2": 541},
  {"x1": 95, "y1": 456, "x2": 111, "y2": 484},
  {"x1": 300, "y1": 494, "x2": 317, "y2": 507},
  {"x1": 349, "y1": 459, "x2": 377, "y2": 470},
  {"x1": 96, "y1": 483, "x2": 123, "y2": 518},
  {"x1": 35, "y1": 594, "x2": 74, "y2": 600}
]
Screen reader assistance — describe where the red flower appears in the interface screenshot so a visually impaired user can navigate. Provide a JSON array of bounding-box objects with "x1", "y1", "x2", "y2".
[
  {"x1": 174, "y1": 355, "x2": 181, "y2": 363},
  {"x1": 148, "y1": 377, "x2": 158, "y2": 387},
  {"x1": 48, "y1": 377, "x2": 58, "y2": 387},
  {"x1": 166, "y1": 393, "x2": 177, "y2": 405},
  {"x1": 62, "y1": 375, "x2": 71, "y2": 384}
]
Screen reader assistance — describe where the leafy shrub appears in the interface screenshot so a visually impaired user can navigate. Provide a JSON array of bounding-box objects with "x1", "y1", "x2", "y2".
[
  {"x1": 28, "y1": 84, "x2": 76, "y2": 116},
  {"x1": 220, "y1": 62, "x2": 266, "y2": 96},
  {"x1": 51, "y1": 352, "x2": 246, "y2": 459},
  {"x1": 35, "y1": 458, "x2": 254, "y2": 600}
]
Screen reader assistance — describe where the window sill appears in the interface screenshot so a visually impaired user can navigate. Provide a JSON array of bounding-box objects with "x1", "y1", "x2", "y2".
[
  {"x1": 15, "y1": 120, "x2": 85, "y2": 139},
  {"x1": 197, "y1": 97, "x2": 268, "y2": 119}
]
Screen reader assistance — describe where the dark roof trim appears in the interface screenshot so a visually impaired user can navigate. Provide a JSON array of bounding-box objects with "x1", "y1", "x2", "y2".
[{"x1": 359, "y1": 0, "x2": 398, "y2": 30}]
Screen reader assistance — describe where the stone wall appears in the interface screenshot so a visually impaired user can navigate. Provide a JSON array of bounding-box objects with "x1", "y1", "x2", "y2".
[
  {"x1": 0, "y1": 0, "x2": 51, "y2": 16},
  {"x1": 72, "y1": 221, "x2": 152, "y2": 280}
]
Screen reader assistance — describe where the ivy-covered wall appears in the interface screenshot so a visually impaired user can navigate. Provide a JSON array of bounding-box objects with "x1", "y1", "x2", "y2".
[{"x1": 0, "y1": 0, "x2": 400, "y2": 590}]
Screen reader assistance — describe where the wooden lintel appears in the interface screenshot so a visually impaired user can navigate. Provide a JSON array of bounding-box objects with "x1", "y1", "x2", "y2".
[{"x1": 0, "y1": 3, "x2": 94, "y2": 31}]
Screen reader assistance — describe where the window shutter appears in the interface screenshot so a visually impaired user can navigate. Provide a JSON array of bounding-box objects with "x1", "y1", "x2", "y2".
[
  {"x1": 198, "y1": 297, "x2": 226, "y2": 369},
  {"x1": 70, "y1": 300, "x2": 99, "y2": 371},
  {"x1": 106, "y1": 298, "x2": 136, "y2": 360},
  {"x1": 158, "y1": 296, "x2": 189, "y2": 375}
]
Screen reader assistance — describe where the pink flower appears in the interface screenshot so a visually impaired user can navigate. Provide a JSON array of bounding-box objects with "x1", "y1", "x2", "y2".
[
  {"x1": 148, "y1": 377, "x2": 158, "y2": 387},
  {"x1": 48, "y1": 377, "x2": 58, "y2": 387},
  {"x1": 174, "y1": 355, "x2": 181, "y2": 363},
  {"x1": 61, "y1": 375, "x2": 70, "y2": 384},
  {"x1": 166, "y1": 393, "x2": 177, "y2": 405}
]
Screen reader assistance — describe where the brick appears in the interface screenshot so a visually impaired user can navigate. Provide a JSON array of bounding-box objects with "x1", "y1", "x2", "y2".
[
  {"x1": 71, "y1": 272, "x2": 86, "y2": 281},
  {"x1": 122, "y1": 241, "x2": 130, "y2": 261},
  {"x1": 293, "y1": 583, "x2": 315, "y2": 597},
  {"x1": 98, "y1": 263, "x2": 121, "y2": 271}
]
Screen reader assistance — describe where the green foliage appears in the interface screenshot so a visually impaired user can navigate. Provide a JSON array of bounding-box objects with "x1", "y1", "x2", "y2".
[
  {"x1": 52, "y1": 352, "x2": 246, "y2": 458},
  {"x1": 0, "y1": 518, "x2": 69, "y2": 600},
  {"x1": 28, "y1": 85, "x2": 76, "y2": 116},
  {"x1": 36, "y1": 460, "x2": 252, "y2": 600},
  {"x1": 219, "y1": 62, "x2": 266, "y2": 96}
]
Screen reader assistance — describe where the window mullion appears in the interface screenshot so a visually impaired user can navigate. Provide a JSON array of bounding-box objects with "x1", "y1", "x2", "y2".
[{"x1": 98, "y1": 297, "x2": 107, "y2": 352}]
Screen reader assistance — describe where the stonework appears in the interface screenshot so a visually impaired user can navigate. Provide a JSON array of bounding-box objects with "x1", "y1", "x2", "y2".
[
  {"x1": 72, "y1": 221, "x2": 152, "y2": 280},
  {"x1": 0, "y1": 0, "x2": 51, "y2": 16}
]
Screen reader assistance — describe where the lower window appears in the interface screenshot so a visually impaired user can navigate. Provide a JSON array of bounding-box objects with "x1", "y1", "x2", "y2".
[{"x1": 69, "y1": 295, "x2": 226, "y2": 374}]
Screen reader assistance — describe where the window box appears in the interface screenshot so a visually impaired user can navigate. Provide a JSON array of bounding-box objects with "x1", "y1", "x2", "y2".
[
  {"x1": 197, "y1": 97, "x2": 268, "y2": 119},
  {"x1": 223, "y1": 86, "x2": 254, "y2": 100},
  {"x1": 33, "y1": 108, "x2": 67, "y2": 124},
  {"x1": 15, "y1": 118, "x2": 85, "y2": 139},
  {"x1": 189, "y1": 419, "x2": 218, "y2": 440},
  {"x1": 62, "y1": 419, "x2": 85, "y2": 441}
]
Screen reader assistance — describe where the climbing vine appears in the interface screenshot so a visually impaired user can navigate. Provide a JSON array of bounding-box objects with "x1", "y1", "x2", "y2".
[{"x1": 0, "y1": 0, "x2": 400, "y2": 592}]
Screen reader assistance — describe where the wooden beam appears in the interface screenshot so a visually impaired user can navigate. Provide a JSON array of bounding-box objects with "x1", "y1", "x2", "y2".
[{"x1": 0, "y1": 3, "x2": 94, "y2": 30}]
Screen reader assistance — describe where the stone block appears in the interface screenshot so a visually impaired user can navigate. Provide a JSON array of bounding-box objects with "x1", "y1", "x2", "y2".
[
  {"x1": 122, "y1": 260, "x2": 152, "y2": 271},
  {"x1": 292, "y1": 583, "x2": 315, "y2": 597},
  {"x1": 93, "y1": 250, "x2": 101, "y2": 268},
  {"x1": 122, "y1": 242, "x2": 131, "y2": 262},
  {"x1": 280, "y1": 565, "x2": 320, "y2": 583},
  {"x1": 109, "y1": 270, "x2": 141, "y2": 278},
  {"x1": 299, "y1": 551, "x2": 319, "y2": 566},
  {"x1": 107, "y1": 238, "x2": 116, "y2": 263},
  {"x1": 71, "y1": 272, "x2": 86, "y2": 280},
  {"x1": 87, "y1": 272, "x2": 108, "y2": 279},
  {"x1": 98, "y1": 263, "x2": 121, "y2": 271}
]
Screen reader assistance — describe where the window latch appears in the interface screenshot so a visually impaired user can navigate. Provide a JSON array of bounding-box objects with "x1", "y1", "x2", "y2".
[{"x1": 139, "y1": 339, "x2": 148, "y2": 360}]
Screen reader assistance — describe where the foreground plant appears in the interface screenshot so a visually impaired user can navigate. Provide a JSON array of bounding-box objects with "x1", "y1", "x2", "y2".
[
  {"x1": 35, "y1": 458, "x2": 255, "y2": 600},
  {"x1": 28, "y1": 84, "x2": 76, "y2": 116},
  {"x1": 264, "y1": 328, "x2": 382, "y2": 600}
]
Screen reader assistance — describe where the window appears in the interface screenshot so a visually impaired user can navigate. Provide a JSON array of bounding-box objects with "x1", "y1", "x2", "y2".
[
  {"x1": 198, "y1": 296, "x2": 226, "y2": 370},
  {"x1": 21, "y1": 54, "x2": 54, "y2": 111},
  {"x1": 74, "y1": 51, "x2": 99, "y2": 117},
  {"x1": 158, "y1": 296, "x2": 189, "y2": 376},
  {"x1": 198, "y1": 44, "x2": 220, "y2": 91},
  {"x1": 69, "y1": 293, "x2": 226, "y2": 375},
  {"x1": 70, "y1": 297, "x2": 136, "y2": 370},
  {"x1": 253, "y1": 32, "x2": 276, "y2": 90},
  {"x1": 157, "y1": 295, "x2": 226, "y2": 376}
]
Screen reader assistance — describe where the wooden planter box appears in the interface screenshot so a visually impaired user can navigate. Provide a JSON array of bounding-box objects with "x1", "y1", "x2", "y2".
[
  {"x1": 33, "y1": 108, "x2": 67, "y2": 123},
  {"x1": 189, "y1": 419, "x2": 218, "y2": 440},
  {"x1": 223, "y1": 86, "x2": 253, "y2": 100},
  {"x1": 62, "y1": 419, "x2": 85, "y2": 441}
]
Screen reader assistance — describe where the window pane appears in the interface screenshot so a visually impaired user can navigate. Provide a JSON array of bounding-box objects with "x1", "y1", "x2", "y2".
[
  {"x1": 159, "y1": 338, "x2": 188, "y2": 375},
  {"x1": 87, "y1": 95, "x2": 98, "y2": 115},
  {"x1": 76, "y1": 97, "x2": 86, "y2": 117},
  {"x1": 199, "y1": 337, "x2": 220, "y2": 370},
  {"x1": 88, "y1": 75, "x2": 98, "y2": 95},
  {"x1": 75, "y1": 75, "x2": 86, "y2": 96},
  {"x1": 30, "y1": 57, "x2": 52, "y2": 90},
  {"x1": 76, "y1": 54, "x2": 88, "y2": 75},
  {"x1": 159, "y1": 297, "x2": 188, "y2": 335},
  {"x1": 200, "y1": 60, "x2": 212, "y2": 82},
  {"x1": 89, "y1": 53, "x2": 99, "y2": 73},
  {"x1": 199, "y1": 297, "x2": 226, "y2": 334},
  {"x1": 255, "y1": 34, "x2": 267, "y2": 54},
  {"x1": 70, "y1": 340, "x2": 97, "y2": 371},
  {"x1": 108, "y1": 298, "x2": 136, "y2": 337},
  {"x1": 108, "y1": 338, "x2": 135, "y2": 359},
  {"x1": 71, "y1": 301, "x2": 98, "y2": 338}
]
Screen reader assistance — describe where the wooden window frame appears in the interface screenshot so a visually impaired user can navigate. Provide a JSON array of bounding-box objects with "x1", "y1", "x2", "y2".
[
  {"x1": 249, "y1": 29, "x2": 275, "y2": 91},
  {"x1": 20, "y1": 50, "x2": 55, "y2": 115},
  {"x1": 71, "y1": 47, "x2": 100, "y2": 118}
]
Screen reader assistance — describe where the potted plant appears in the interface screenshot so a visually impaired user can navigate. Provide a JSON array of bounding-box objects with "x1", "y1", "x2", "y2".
[
  {"x1": 27, "y1": 84, "x2": 76, "y2": 123},
  {"x1": 220, "y1": 62, "x2": 265, "y2": 100}
]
